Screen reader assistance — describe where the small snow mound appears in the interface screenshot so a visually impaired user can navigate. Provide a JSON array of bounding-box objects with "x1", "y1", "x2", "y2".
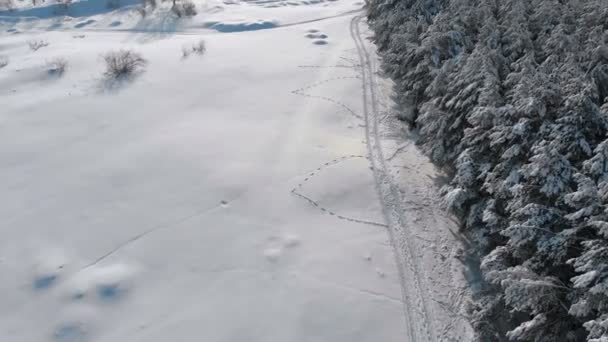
[
  {"x1": 283, "y1": 234, "x2": 301, "y2": 248},
  {"x1": 52, "y1": 305, "x2": 98, "y2": 342},
  {"x1": 375, "y1": 268, "x2": 386, "y2": 278},
  {"x1": 32, "y1": 249, "x2": 68, "y2": 290},
  {"x1": 74, "y1": 19, "x2": 96, "y2": 28},
  {"x1": 203, "y1": 20, "x2": 279, "y2": 33},
  {"x1": 66, "y1": 263, "x2": 135, "y2": 302},
  {"x1": 364, "y1": 254, "x2": 372, "y2": 261},
  {"x1": 305, "y1": 32, "x2": 328, "y2": 39},
  {"x1": 97, "y1": 283, "x2": 122, "y2": 301},
  {"x1": 263, "y1": 248, "x2": 282, "y2": 262},
  {"x1": 34, "y1": 275, "x2": 58, "y2": 290},
  {"x1": 53, "y1": 323, "x2": 87, "y2": 342}
]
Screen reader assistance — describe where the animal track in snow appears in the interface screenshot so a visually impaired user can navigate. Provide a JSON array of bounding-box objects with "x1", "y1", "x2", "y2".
[
  {"x1": 296, "y1": 54, "x2": 361, "y2": 70},
  {"x1": 290, "y1": 155, "x2": 387, "y2": 228},
  {"x1": 291, "y1": 76, "x2": 363, "y2": 120}
]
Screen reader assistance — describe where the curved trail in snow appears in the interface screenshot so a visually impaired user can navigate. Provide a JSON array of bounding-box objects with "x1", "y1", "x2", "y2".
[
  {"x1": 289, "y1": 154, "x2": 388, "y2": 228},
  {"x1": 350, "y1": 14, "x2": 437, "y2": 342}
]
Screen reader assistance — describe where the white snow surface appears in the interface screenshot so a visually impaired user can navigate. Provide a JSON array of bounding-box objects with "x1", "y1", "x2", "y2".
[{"x1": 0, "y1": 1, "x2": 473, "y2": 341}]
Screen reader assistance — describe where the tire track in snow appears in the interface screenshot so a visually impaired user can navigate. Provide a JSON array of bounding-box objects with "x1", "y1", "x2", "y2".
[
  {"x1": 350, "y1": 14, "x2": 437, "y2": 342},
  {"x1": 290, "y1": 155, "x2": 388, "y2": 228}
]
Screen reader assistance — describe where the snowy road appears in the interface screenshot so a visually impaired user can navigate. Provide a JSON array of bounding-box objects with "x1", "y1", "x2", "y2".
[{"x1": 0, "y1": 1, "x2": 472, "y2": 341}]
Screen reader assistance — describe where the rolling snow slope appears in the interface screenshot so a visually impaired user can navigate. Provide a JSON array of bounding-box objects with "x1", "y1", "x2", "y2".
[{"x1": 0, "y1": 1, "x2": 473, "y2": 341}]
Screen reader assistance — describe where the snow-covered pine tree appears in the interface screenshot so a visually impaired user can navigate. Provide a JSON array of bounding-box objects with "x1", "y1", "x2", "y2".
[{"x1": 367, "y1": 0, "x2": 608, "y2": 340}]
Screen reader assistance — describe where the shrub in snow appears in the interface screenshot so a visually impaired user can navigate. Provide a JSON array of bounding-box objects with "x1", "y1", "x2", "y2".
[
  {"x1": 28, "y1": 39, "x2": 49, "y2": 51},
  {"x1": 367, "y1": 0, "x2": 608, "y2": 340},
  {"x1": 47, "y1": 57, "x2": 67, "y2": 76},
  {"x1": 102, "y1": 50, "x2": 147, "y2": 79},
  {"x1": 135, "y1": 6, "x2": 147, "y2": 17},
  {"x1": 171, "y1": 0, "x2": 196, "y2": 17},
  {"x1": 141, "y1": 0, "x2": 156, "y2": 9},
  {"x1": 0, "y1": 56, "x2": 8, "y2": 69},
  {"x1": 182, "y1": 40, "x2": 206, "y2": 58},
  {"x1": 0, "y1": 0, "x2": 14, "y2": 10}
]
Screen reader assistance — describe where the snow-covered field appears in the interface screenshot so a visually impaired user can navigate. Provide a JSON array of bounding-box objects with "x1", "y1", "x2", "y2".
[{"x1": 0, "y1": 1, "x2": 473, "y2": 341}]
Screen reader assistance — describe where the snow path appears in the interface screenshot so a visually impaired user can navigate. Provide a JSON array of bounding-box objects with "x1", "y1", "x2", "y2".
[
  {"x1": 350, "y1": 14, "x2": 434, "y2": 342},
  {"x1": 352, "y1": 18, "x2": 475, "y2": 342},
  {"x1": 0, "y1": 1, "x2": 473, "y2": 341}
]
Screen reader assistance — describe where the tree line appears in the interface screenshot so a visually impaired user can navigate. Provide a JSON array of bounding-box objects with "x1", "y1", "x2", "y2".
[{"x1": 367, "y1": 0, "x2": 608, "y2": 340}]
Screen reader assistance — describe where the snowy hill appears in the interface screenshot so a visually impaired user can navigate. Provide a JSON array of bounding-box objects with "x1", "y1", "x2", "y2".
[{"x1": 0, "y1": 0, "x2": 473, "y2": 341}]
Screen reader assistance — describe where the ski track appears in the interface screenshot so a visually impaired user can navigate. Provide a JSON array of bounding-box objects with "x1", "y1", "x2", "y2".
[{"x1": 350, "y1": 14, "x2": 437, "y2": 342}]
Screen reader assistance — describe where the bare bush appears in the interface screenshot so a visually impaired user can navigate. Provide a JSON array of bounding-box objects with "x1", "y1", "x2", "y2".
[
  {"x1": 182, "y1": 39, "x2": 206, "y2": 58},
  {"x1": 47, "y1": 57, "x2": 68, "y2": 76},
  {"x1": 0, "y1": 0, "x2": 15, "y2": 10},
  {"x1": 172, "y1": 0, "x2": 196, "y2": 17},
  {"x1": 28, "y1": 39, "x2": 49, "y2": 51},
  {"x1": 181, "y1": 1, "x2": 196, "y2": 15},
  {"x1": 135, "y1": 5, "x2": 147, "y2": 17},
  {"x1": 102, "y1": 50, "x2": 147, "y2": 79},
  {"x1": 137, "y1": 0, "x2": 156, "y2": 17},
  {"x1": 141, "y1": 0, "x2": 156, "y2": 8},
  {"x1": 0, "y1": 56, "x2": 8, "y2": 69}
]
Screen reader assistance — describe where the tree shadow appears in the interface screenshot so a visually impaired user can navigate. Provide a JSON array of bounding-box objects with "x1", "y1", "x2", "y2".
[{"x1": 0, "y1": 0, "x2": 140, "y2": 19}]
